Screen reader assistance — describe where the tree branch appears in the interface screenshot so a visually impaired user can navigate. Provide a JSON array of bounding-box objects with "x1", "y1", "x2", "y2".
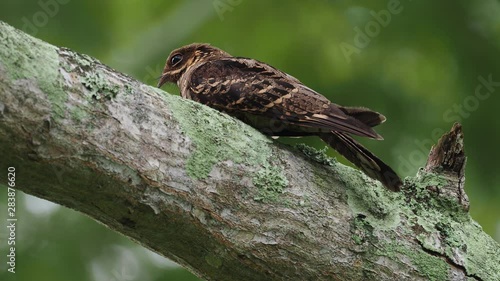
[{"x1": 0, "y1": 21, "x2": 498, "y2": 281}]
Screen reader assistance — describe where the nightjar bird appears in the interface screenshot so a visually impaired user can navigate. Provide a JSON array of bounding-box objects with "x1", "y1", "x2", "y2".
[{"x1": 158, "y1": 43, "x2": 402, "y2": 191}]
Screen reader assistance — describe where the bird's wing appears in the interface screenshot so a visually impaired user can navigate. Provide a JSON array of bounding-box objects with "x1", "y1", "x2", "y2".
[{"x1": 187, "y1": 57, "x2": 382, "y2": 139}]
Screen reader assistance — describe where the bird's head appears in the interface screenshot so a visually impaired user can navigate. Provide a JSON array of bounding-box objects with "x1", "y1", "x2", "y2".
[{"x1": 157, "y1": 43, "x2": 230, "y2": 88}]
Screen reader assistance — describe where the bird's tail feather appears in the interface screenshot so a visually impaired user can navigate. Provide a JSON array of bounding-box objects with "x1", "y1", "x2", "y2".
[{"x1": 319, "y1": 131, "x2": 402, "y2": 191}]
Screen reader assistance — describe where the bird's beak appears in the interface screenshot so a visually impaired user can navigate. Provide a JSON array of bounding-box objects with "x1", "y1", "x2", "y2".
[{"x1": 157, "y1": 73, "x2": 169, "y2": 88}]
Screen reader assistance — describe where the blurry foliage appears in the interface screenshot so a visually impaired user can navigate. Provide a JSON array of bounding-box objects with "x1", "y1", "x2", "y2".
[{"x1": 0, "y1": 0, "x2": 499, "y2": 280}]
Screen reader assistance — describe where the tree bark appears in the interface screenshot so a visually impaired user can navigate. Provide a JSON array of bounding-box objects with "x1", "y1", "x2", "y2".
[{"x1": 0, "y1": 21, "x2": 499, "y2": 281}]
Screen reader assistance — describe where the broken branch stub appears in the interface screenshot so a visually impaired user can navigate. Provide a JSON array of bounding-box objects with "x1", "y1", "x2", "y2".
[{"x1": 424, "y1": 123, "x2": 469, "y2": 211}]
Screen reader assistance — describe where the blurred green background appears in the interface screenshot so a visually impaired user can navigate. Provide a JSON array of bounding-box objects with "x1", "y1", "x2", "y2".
[{"x1": 1, "y1": 0, "x2": 499, "y2": 280}]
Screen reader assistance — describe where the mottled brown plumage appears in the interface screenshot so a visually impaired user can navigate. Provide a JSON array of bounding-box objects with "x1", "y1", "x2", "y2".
[{"x1": 158, "y1": 43, "x2": 402, "y2": 191}]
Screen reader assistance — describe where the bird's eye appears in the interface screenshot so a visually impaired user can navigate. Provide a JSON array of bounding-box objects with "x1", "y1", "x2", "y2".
[{"x1": 170, "y1": 54, "x2": 183, "y2": 65}]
